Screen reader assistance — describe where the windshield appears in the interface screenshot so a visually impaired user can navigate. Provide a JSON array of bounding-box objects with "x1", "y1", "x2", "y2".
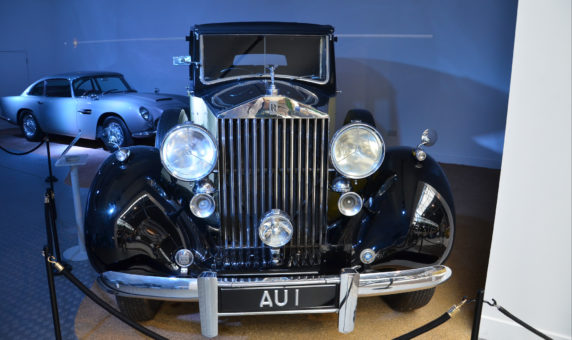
[
  {"x1": 73, "y1": 76, "x2": 135, "y2": 96},
  {"x1": 200, "y1": 34, "x2": 328, "y2": 85}
]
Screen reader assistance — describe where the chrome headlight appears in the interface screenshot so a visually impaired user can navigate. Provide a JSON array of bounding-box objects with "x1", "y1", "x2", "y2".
[
  {"x1": 330, "y1": 123, "x2": 385, "y2": 179},
  {"x1": 139, "y1": 106, "x2": 151, "y2": 121},
  {"x1": 160, "y1": 123, "x2": 217, "y2": 181}
]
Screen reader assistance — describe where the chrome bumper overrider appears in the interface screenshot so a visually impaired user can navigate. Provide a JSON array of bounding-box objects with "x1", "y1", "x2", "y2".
[{"x1": 98, "y1": 265, "x2": 451, "y2": 337}]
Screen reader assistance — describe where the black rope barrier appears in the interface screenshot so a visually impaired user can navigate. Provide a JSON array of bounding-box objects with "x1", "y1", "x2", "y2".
[
  {"x1": 393, "y1": 298, "x2": 468, "y2": 340},
  {"x1": 394, "y1": 292, "x2": 554, "y2": 340},
  {"x1": 44, "y1": 254, "x2": 168, "y2": 340},
  {"x1": 484, "y1": 299, "x2": 553, "y2": 340},
  {"x1": 0, "y1": 138, "x2": 45, "y2": 155}
]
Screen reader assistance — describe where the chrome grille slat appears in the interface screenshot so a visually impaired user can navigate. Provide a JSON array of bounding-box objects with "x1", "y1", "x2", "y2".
[
  {"x1": 312, "y1": 120, "x2": 317, "y2": 262},
  {"x1": 304, "y1": 119, "x2": 310, "y2": 264},
  {"x1": 229, "y1": 120, "x2": 236, "y2": 253},
  {"x1": 218, "y1": 116, "x2": 328, "y2": 269},
  {"x1": 319, "y1": 119, "x2": 326, "y2": 250},
  {"x1": 237, "y1": 119, "x2": 243, "y2": 264},
  {"x1": 244, "y1": 120, "x2": 251, "y2": 262}
]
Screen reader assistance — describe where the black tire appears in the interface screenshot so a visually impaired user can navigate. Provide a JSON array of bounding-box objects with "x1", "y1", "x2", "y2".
[
  {"x1": 115, "y1": 296, "x2": 162, "y2": 322},
  {"x1": 19, "y1": 110, "x2": 44, "y2": 141},
  {"x1": 383, "y1": 288, "x2": 436, "y2": 312},
  {"x1": 344, "y1": 109, "x2": 376, "y2": 127},
  {"x1": 100, "y1": 116, "x2": 132, "y2": 151},
  {"x1": 155, "y1": 108, "x2": 188, "y2": 149}
]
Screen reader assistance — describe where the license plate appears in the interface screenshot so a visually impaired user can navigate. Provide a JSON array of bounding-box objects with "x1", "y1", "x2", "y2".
[{"x1": 218, "y1": 284, "x2": 338, "y2": 313}]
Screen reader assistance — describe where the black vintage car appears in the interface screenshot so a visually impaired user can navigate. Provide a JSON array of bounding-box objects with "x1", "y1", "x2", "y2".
[{"x1": 85, "y1": 22, "x2": 455, "y2": 337}]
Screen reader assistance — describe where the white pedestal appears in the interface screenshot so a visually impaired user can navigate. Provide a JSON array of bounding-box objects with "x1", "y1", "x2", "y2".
[{"x1": 55, "y1": 154, "x2": 89, "y2": 262}]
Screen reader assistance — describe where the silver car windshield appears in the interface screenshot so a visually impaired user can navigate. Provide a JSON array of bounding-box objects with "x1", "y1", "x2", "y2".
[
  {"x1": 200, "y1": 34, "x2": 329, "y2": 85},
  {"x1": 72, "y1": 76, "x2": 135, "y2": 96}
]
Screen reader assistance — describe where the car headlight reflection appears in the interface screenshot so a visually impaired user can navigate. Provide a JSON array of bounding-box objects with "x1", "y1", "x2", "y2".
[
  {"x1": 160, "y1": 123, "x2": 217, "y2": 181},
  {"x1": 330, "y1": 123, "x2": 385, "y2": 179}
]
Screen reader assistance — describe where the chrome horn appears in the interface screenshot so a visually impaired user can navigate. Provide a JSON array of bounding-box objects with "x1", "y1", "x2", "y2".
[{"x1": 415, "y1": 129, "x2": 438, "y2": 161}]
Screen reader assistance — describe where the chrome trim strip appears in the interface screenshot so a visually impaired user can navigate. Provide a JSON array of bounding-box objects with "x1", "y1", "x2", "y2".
[
  {"x1": 131, "y1": 130, "x2": 156, "y2": 138},
  {"x1": 98, "y1": 265, "x2": 451, "y2": 301},
  {"x1": 218, "y1": 309, "x2": 338, "y2": 317}
]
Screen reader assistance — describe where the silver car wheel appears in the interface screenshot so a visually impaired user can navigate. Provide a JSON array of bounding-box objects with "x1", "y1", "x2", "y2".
[
  {"x1": 22, "y1": 114, "x2": 37, "y2": 138},
  {"x1": 104, "y1": 121, "x2": 125, "y2": 147}
]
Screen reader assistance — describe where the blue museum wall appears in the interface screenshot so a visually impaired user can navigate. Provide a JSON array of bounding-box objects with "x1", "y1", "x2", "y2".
[{"x1": 0, "y1": 0, "x2": 518, "y2": 168}]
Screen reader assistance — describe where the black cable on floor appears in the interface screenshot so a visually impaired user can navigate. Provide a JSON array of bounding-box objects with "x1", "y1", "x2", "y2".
[{"x1": 0, "y1": 139, "x2": 45, "y2": 155}]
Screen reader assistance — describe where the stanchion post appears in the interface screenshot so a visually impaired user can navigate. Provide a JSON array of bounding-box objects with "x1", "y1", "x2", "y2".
[
  {"x1": 471, "y1": 289, "x2": 485, "y2": 340},
  {"x1": 45, "y1": 137, "x2": 58, "y2": 186},
  {"x1": 44, "y1": 189, "x2": 70, "y2": 273},
  {"x1": 43, "y1": 247, "x2": 62, "y2": 340}
]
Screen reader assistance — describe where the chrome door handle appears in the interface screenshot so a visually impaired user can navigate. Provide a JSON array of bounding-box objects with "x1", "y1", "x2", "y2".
[{"x1": 78, "y1": 109, "x2": 92, "y2": 115}]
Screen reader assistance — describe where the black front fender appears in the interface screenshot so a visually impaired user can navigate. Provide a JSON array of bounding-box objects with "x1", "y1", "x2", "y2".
[
  {"x1": 336, "y1": 147, "x2": 455, "y2": 269},
  {"x1": 84, "y1": 146, "x2": 212, "y2": 275}
]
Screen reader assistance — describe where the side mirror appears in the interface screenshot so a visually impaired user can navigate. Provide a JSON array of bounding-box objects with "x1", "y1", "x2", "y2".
[
  {"x1": 421, "y1": 129, "x2": 438, "y2": 147},
  {"x1": 415, "y1": 129, "x2": 438, "y2": 162}
]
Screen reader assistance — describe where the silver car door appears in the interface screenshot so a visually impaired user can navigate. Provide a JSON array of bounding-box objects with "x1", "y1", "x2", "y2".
[
  {"x1": 74, "y1": 77, "x2": 99, "y2": 139},
  {"x1": 42, "y1": 78, "x2": 78, "y2": 136},
  {"x1": 19, "y1": 81, "x2": 43, "y2": 121}
]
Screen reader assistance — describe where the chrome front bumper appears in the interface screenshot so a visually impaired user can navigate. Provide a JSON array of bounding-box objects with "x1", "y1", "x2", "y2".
[{"x1": 98, "y1": 265, "x2": 451, "y2": 337}]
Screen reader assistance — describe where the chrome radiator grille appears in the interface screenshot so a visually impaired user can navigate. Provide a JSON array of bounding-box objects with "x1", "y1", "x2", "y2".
[{"x1": 217, "y1": 117, "x2": 329, "y2": 268}]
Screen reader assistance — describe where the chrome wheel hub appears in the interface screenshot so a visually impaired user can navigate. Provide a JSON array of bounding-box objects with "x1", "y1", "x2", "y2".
[
  {"x1": 104, "y1": 122, "x2": 124, "y2": 146},
  {"x1": 22, "y1": 115, "x2": 37, "y2": 137}
]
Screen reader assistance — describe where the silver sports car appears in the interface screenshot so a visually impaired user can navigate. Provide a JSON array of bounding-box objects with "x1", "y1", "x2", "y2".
[{"x1": 0, "y1": 71, "x2": 188, "y2": 149}]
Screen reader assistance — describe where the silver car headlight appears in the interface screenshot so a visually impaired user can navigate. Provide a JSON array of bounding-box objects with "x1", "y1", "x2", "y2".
[
  {"x1": 139, "y1": 106, "x2": 151, "y2": 121},
  {"x1": 160, "y1": 123, "x2": 217, "y2": 181},
  {"x1": 330, "y1": 123, "x2": 385, "y2": 179}
]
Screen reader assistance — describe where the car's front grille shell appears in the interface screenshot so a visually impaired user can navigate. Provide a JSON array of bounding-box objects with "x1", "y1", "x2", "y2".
[{"x1": 217, "y1": 117, "x2": 329, "y2": 269}]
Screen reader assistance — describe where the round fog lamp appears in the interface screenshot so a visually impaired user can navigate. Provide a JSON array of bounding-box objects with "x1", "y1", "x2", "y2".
[
  {"x1": 338, "y1": 192, "x2": 363, "y2": 216},
  {"x1": 174, "y1": 249, "x2": 194, "y2": 267},
  {"x1": 259, "y1": 210, "x2": 293, "y2": 248},
  {"x1": 190, "y1": 194, "x2": 215, "y2": 218}
]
